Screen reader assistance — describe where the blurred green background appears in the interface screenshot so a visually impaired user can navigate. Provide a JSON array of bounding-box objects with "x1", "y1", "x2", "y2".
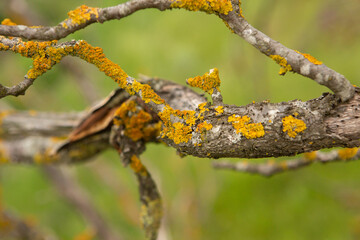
[{"x1": 1, "y1": 0, "x2": 360, "y2": 239}]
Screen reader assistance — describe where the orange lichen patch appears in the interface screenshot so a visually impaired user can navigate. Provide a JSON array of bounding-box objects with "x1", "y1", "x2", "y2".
[
  {"x1": 73, "y1": 41, "x2": 129, "y2": 90},
  {"x1": 171, "y1": 0, "x2": 233, "y2": 15},
  {"x1": 157, "y1": 105, "x2": 195, "y2": 144},
  {"x1": 113, "y1": 100, "x2": 156, "y2": 141},
  {"x1": 0, "y1": 42, "x2": 9, "y2": 51},
  {"x1": 1, "y1": 18, "x2": 17, "y2": 26},
  {"x1": 270, "y1": 55, "x2": 292, "y2": 75},
  {"x1": 187, "y1": 68, "x2": 221, "y2": 94},
  {"x1": 282, "y1": 115, "x2": 307, "y2": 138},
  {"x1": 215, "y1": 106, "x2": 224, "y2": 115},
  {"x1": 196, "y1": 121, "x2": 213, "y2": 132},
  {"x1": 166, "y1": 122, "x2": 192, "y2": 144},
  {"x1": 196, "y1": 102, "x2": 210, "y2": 122},
  {"x1": 73, "y1": 229, "x2": 95, "y2": 240},
  {"x1": 143, "y1": 122, "x2": 162, "y2": 141},
  {"x1": 132, "y1": 80, "x2": 165, "y2": 104},
  {"x1": 304, "y1": 151, "x2": 317, "y2": 161},
  {"x1": 182, "y1": 110, "x2": 197, "y2": 126},
  {"x1": 130, "y1": 155, "x2": 147, "y2": 176},
  {"x1": 295, "y1": 50, "x2": 323, "y2": 65},
  {"x1": 67, "y1": 5, "x2": 99, "y2": 26},
  {"x1": 228, "y1": 114, "x2": 265, "y2": 139},
  {"x1": 9, "y1": 40, "x2": 71, "y2": 79},
  {"x1": 338, "y1": 148, "x2": 358, "y2": 160}
]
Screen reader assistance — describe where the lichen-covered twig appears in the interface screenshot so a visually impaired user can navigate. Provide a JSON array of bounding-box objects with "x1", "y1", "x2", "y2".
[
  {"x1": 0, "y1": 0, "x2": 172, "y2": 40},
  {"x1": 0, "y1": 0, "x2": 355, "y2": 101},
  {"x1": 110, "y1": 117, "x2": 162, "y2": 240},
  {"x1": 128, "y1": 155, "x2": 163, "y2": 240},
  {"x1": 43, "y1": 166, "x2": 122, "y2": 240},
  {"x1": 213, "y1": 148, "x2": 360, "y2": 177}
]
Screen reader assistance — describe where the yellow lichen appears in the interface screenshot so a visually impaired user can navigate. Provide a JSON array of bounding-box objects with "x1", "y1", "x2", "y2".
[
  {"x1": 132, "y1": 80, "x2": 165, "y2": 104},
  {"x1": 187, "y1": 68, "x2": 221, "y2": 94},
  {"x1": 171, "y1": 0, "x2": 233, "y2": 15},
  {"x1": 238, "y1": 0, "x2": 244, "y2": 18},
  {"x1": 67, "y1": 5, "x2": 99, "y2": 26},
  {"x1": 113, "y1": 100, "x2": 157, "y2": 142},
  {"x1": 168, "y1": 122, "x2": 192, "y2": 144},
  {"x1": 2, "y1": 38, "x2": 229, "y2": 146},
  {"x1": 295, "y1": 50, "x2": 323, "y2": 65},
  {"x1": 270, "y1": 55, "x2": 292, "y2": 75},
  {"x1": 215, "y1": 106, "x2": 224, "y2": 115},
  {"x1": 196, "y1": 121, "x2": 213, "y2": 132},
  {"x1": 338, "y1": 148, "x2": 358, "y2": 160},
  {"x1": 1, "y1": 18, "x2": 17, "y2": 26},
  {"x1": 12, "y1": 40, "x2": 71, "y2": 79},
  {"x1": 130, "y1": 155, "x2": 148, "y2": 176},
  {"x1": 282, "y1": 115, "x2": 307, "y2": 138},
  {"x1": 228, "y1": 114, "x2": 265, "y2": 139},
  {"x1": 304, "y1": 151, "x2": 317, "y2": 161}
]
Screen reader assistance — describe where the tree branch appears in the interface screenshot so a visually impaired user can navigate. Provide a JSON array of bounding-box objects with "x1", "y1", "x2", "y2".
[
  {"x1": 0, "y1": 76, "x2": 35, "y2": 98},
  {"x1": 212, "y1": 148, "x2": 360, "y2": 177},
  {"x1": 1, "y1": 82, "x2": 359, "y2": 164},
  {"x1": 0, "y1": 0, "x2": 171, "y2": 40},
  {"x1": 0, "y1": 0, "x2": 355, "y2": 101},
  {"x1": 43, "y1": 166, "x2": 122, "y2": 240}
]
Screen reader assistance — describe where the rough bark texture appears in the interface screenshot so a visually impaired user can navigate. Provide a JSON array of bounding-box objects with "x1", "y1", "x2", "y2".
[{"x1": 1, "y1": 80, "x2": 359, "y2": 164}]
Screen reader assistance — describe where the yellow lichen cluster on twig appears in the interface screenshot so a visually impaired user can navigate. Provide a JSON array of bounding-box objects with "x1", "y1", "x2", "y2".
[
  {"x1": 295, "y1": 50, "x2": 323, "y2": 65},
  {"x1": 171, "y1": 0, "x2": 233, "y2": 15},
  {"x1": 303, "y1": 151, "x2": 317, "y2": 161},
  {"x1": 338, "y1": 148, "x2": 358, "y2": 160},
  {"x1": 282, "y1": 115, "x2": 307, "y2": 138},
  {"x1": 62, "y1": 5, "x2": 99, "y2": 29},
  {"x1": 270, "y1": 55, "x2": 293, "y2": 75}
]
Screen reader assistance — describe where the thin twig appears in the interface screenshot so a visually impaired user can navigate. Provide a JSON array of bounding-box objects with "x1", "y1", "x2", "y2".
[
  {"x1": 0, "y1": 0, "x2": 354, "y2": 101},
  {"x1": 43, "y1": 166, "x2": 123, "y2": 240},
  {"x1": 0, "y1": 0, "x2": 171, "y2": 40},
  {"x1": 213, "y1": 148, "x2": 360, "y2": 177},
  {"x1": 0, "y1": 76, "x2": 35, "y2": 98}
]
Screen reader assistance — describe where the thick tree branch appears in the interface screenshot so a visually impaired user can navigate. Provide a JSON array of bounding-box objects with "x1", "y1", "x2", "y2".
[{"x1": 1, "y1": 83, "x2": 359, "y2": 164}]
